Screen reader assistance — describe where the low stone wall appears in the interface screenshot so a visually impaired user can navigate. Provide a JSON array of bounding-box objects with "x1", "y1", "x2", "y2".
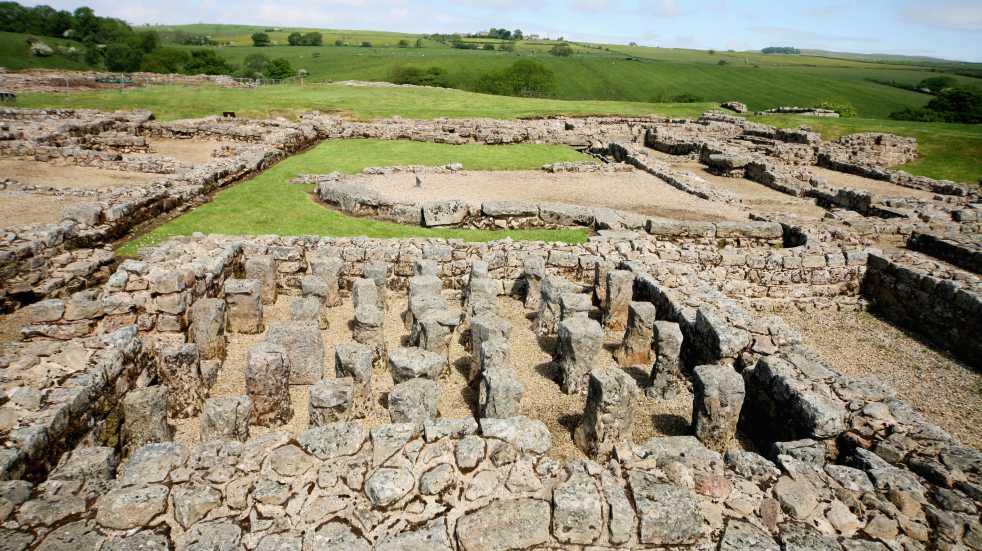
[
  {"x1": 908, "y1": 231, "x2": 982, "y2": 275},
  {"x1": 862, "y1": 251, "x2": 982, "y2": 368}
]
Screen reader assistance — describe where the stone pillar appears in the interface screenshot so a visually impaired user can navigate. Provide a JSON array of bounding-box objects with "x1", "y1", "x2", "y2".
[
  {"x1": 245, "y1": 342, "x2": 292, "y2": 426},
  {"x1": 307, "y1": 255, "x2": 343, "y2": 307},
  {"x1": 692, "y1": 364, "x2": 745, "y2": 452},
  {"x1": 559, "y1": 293, "x2": 591, "y2": 321},
  {"x1": 388, "y1": 378, "x2": 439, "y2": 424},
  {"x1": 536, "y1": 275, "x2": 576, "y2": 337},
  {"x1": 556, "y1": 316, "x2": 603, "y2": 395},
  {"x1": 188, "y1": 298, "x2": 226, "y2": 361},
  {"x1": 404, "y1": 275, "x2": 444, "y2": 330},
  {"x1": 603, "y1": 270, "x2": 634, "y2": 332},
  {"x1": 469, "y1": 315, "x2": 511, "y2": 382},
  {"x1": 593, "y1": 260, "x2": 616, "y2": 309},
  {"x1": 223, "y1": 279, "x2": 263, "y2": 334},
  {"x1": 352, "y1": 277, "x2": 382, "y2": 311},
  {"x1": 301, "y1": 274, "x2": 330, "y2": 306},
  {"x1": 648, "y1": 321, "x2": 684, "y2": 399},
  {"x1": 158, "y1": 343, "x2": 204, "y2": 418},
  {"x1": 466, "y1": 276, "x2": 498, "y2": 319},
  {"x1": 479, "y1": 367, "x2": 524, "y2": 419},
  {"x1": 523, "y1": 256, "x2": 545, "y2": 311},
  {"x1": 309, "y1": 378, "x2": 354, "y2": 426},
  {"x1": 615, "y1": 301, "x2": 658, "y2": 367},
  {"x1": 363, "y1": 261, "x2": 389, "y2": 310},
  {"x1": 388, "y1": 346, "x2": 447, "y2": 383},
  {"x1": 122, "y1": 386, "x2": 173, "y2": 453},
  {"x1": 417, "y1": 309, "x2": 462, "y2": 360},
  {"x1": 291, "y1": 296, "x2": 327, "y2": 329},
  {"x1": 574, "y1": 368, "x2": 636, "y2": 461},
  {"x1": 244, "y1": 255, "x2": 277, "y2": 305},
  {"x1": 201, "y1": 396, "x2": 252, "y2": 442},
  {"x1": 335, "y1": 343, "x2": 374, "y2": 418},
  {"x1": 265, "y1": 320, "x2": 324, "y2": 385},
  {"x1": 353, "y1": 304, "x2": 386, "y2": 368},
  {"x1": 479, "y1": 336, "x2": 510, "y2": 375},
  {"x1": 413, "y1": 259, "x2": 440, "y2": 277}
]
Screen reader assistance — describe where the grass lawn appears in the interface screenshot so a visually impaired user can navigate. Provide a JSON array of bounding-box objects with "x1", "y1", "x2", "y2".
[
  {"x1": 753, "y1": 115, "x2": 982, "y2": 184},
  {"x1": 117, "y1": 140, "x2": 591, "y2": 256},
  {"x1": 16, "y1": 83, "x2": 710, "y2": 121}
]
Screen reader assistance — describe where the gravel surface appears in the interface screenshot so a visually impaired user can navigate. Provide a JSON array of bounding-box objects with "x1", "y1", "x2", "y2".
[
  {"x1": 809, "y1": 167, "x2": 937, "y2": 200},
  {"x1": 781, "y1": 308, "x2": 982, "y2": 448},
  {"x1": 0, "y1": 192, "x2": 79, "y2": 229},
  {"x1": 150, "y1": 138, "x2": 224, "y2": 165},
  {"x1": 351, "y1": 170, "x2": 748, "y2": 222},
  {"x1": 176, "y1": 291, "x2": 697, "y2": 460},
  {"x1": 0, "y1": 159, "x2": 159, "y2": 190}
]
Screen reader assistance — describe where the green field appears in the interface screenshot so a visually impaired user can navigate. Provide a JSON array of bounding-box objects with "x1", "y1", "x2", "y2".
[
  {"x1": 0, "y1": 31, "x2": 90, "y2": 70},
  {"x1": 117, "y1": 140, "x2": 591, "y2": 256},
  {"x1": 16, "y1": 83, "x2": 982, "y2": 183}
]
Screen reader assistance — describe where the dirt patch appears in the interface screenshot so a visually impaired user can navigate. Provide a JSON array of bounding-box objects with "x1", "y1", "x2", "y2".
[
  {"x1": 0, "y1": 191, "x2": 89, "y2": 229},
  {"x1": 351, "y1": 170, "x2": 748, "y2": 222},
  {"x1": 176, "y1": 292, "x2": 695, "y2": 461},
  {"x1": 810, "y1": 167, "x2": 938, "y2": 200},
  {"x1": 0, "y1": 159, "x2": 160, "y2": 191},
  {"x1": 150, "y1": 138, "x2": 225, "y2": 165},
  {"x1": 780, "y1": 308, "x2": 981, "y2": 449}
]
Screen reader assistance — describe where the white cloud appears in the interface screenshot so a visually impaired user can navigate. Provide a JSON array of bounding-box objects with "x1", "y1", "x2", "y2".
[{"x1": 901, "y1": 0, "x2": 982, "y2": 31}]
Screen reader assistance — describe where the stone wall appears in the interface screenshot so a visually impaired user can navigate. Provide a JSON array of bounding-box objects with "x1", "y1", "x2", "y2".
[{"x1": 862, "y1": 251, "x2": 982, "y2": 368}]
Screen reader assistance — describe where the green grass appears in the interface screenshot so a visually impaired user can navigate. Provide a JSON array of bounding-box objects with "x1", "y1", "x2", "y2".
[
  {"x1": 16, "y1": 83, "x2": 710, "y2": 120},
  {"x1": 752, "y1": 115, "x2": 982, "y2": 184},
  {"x1": 117, "y1": 140, "x2": 591, "y2": 256},
  {"x1": 0, "y1": 31, "x2": 92, "y2": 71}
]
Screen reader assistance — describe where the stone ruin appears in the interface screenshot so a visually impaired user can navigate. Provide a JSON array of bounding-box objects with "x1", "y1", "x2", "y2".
[{"x1": 0, "y1": 106, "x2": 979, "y2": 550}]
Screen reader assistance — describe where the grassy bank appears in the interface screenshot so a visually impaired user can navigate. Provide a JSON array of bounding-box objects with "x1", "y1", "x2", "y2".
[{"x1": 117, "y1": 140, "x2": 591, "y2": 256}]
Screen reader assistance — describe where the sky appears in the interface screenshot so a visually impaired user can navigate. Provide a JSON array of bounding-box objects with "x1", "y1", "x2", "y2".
[{"x1": 23, "y1": 0, "x2": 982, "y2": 62}]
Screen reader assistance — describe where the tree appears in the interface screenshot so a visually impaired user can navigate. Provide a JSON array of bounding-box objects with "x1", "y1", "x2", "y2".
[
  {"x1": 398, "y1": 39, "x2": 410, "y2": 48},
  {"x1": 183, "y1": 49, "x2": 232, "y2": 74},
  {"x1": 238, "y1": 53, "x2": 269, "y2": 78},
  {"x1": 512, "y1": 29, "x2": 523, "y2": 40},
  {"x1": 141, "y1": 47, "x2": 189, "y2": 73},
  {"x1": 499, "y1": 42, "x2": 515, "y2": 52},
  {"x1": 132, "y1": 30, "x2": 158, "y2": 53},
  {"x1": 549, "y1": 43, "x2": 573, "y2": 57},
  {"x1": 483, "y1": 42, "x2": 495, "y2": 50},
  {"x1": 287, "y1": 31, "x2": 302, "y2": 46},
  {"x1": 415, "y1": 38, "x2": 423, "y2": 48},
  {"x1": 476, "y1": 59, "x2": 555, "y2": 97},
  {"x1": 265, "y1": 57, "x2": 294, "y2": 79},
  {"x1": 104, "y1": 43, "x2": 142, "y2": 72},
  {"x1": 302, "y1": 32, "x2": 322, "y2": 46},
  {"x1": 918, "y1": 76, "x2": 958, "y2": 93},
  {"x1": 251, "y1": 32, "x2": 270, "y2": 47},
  {"x1": 360, "y1": 41, "x2": 372, "y2": 47},
  {"x1": 334, "y1": 39, "x2": 344, "y2": 46},
  {"x1": 390, "y1": 65, "x2": 449, "y2": 87}
]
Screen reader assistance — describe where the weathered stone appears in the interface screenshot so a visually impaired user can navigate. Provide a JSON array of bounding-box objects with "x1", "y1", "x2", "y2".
[
  {"x1": 692, "y1": 364, "x2": 746, "y2": 452},
  {"x1": 523, "y1": 255, "x2": 545, "y2": 310},
  {"x1": 365, "y1": 467, "x2": 415, "y2": 507},
  {"x1": 601, "y1": 470, "x2": 636, "y2": 545},
  {"x1": 719, "y1": 519, "x2": 779, "y2": 551},
  {"x1": 455, "y1": 498, "x2": 551, "y2": 551},
  {"x1": 200, "y1": 396, "x2": 252, "y2": 442},
  {"x1": 469, "y1": 314, "x2": 511, "y2": 381},
  {"x1": 603, "y1": 269, "x2": 634, "y2": 331},
  {"x1": 352, "y1": 277, "x2": 382, "y2": 312},
  {"x1": 223, "y1": 278, "x2": 263, "y2": 334},
  {"x1": 466, "y1": 276, "x2": 499, "y2": 318},
  {"x1": 375, "y1": 519, "x2": 452, "y2": 551},
  {"x1": 536, "y1": 275, "x2": 576, "y2": 336},
  {"x1": 244, "y1": 342, "x2": 292, "y2": 426},
  {"x1": 335, "y1": 342, "x2": 373, "y2": 417},
  {"x1": 774, "y1": 476, "x2": 819, "y2": 520},
  {"x1": 615, "y1": 301, "x2": 657, "y2": 366},
  {"x1": 363, "y1": 261, "x2": 389, "y2": 308},
  {"x1": 389, "y1": 346, "x2": 446, "y2": 383},
  {"x1": 121, "y1": 442, "x2": 187, "y2": 485},
  {"x1": 456, "y1": 435, "x2": 486, "y2": 470},
  {"x1": 188, "y1": 298, "x2": 226, "y2": 361},
  {"x1": 574, "y1": 367, "x2": 636, "y2": 461},
  {"x1": 559, "y1": 292, "x2": 592, "y2": 320},
  {"x1": 480, "y1": 416, "x2": 551, "y2": 454},
  {"x1": 419, "y1": 463, "x2": 455, "y2": 495},
  {"x1": 290, "y1": 296, "x2": 327, "y2": 329},
  {"x1": 265, "y1": 320, "x2": 324, "y2": 384},
  {"x1": 422, "y1": 200, "x2": 468, "y2": 227},
  {"x1": 310, "y1": 378, "x2": 353, "y2": 425},
  {"x1": 298, "y1": 422, "x2": 367, "y2": 460},
  {"x1": 50, "y1": 446, "x2": 117, "y2": 481},
  {"x1": 353, "y1": 304, "x2": 385, "y2": 364},
  {"x1": 303, "y1": 521, "x2": 368, "y2": 551},
  {"x1": 307, "y1": 255, "x2": 343, "y2": 307},
  {"x1": 478, "y1": 366, "x2": 524, "y2": 419},
  {"x1": 122, "y1": 386, "x2": 173, "y2": 452},
  {"x1": 173, "y1": 484, "x2": 222, "y2": 529},
  {"x1": 158, "y1": 343, "x2": 204, "y2": 418},
  {"x1": 552, "y1": 469, "x2": 603, "y2": 544},
  {"x1": 556, "y1": 316, "x2": 603, "y2": 394},
  {"x1": 96, "y1": 485, "x2": 169, "y2": 530},
  {"x1": 647, "y1": 320, "x2": 684, "y2": 398},
  {"x1": 388, "y1": 378, "x2": 439, "y2": 424},
  {"x1": 244, "y1": 255, "x2": 277, "y2": 305},
  {"x1": 629, "y1": 471, "x2": 703, "y2": 545},
  {"x1": 417, "y1": 308, "x2": 462, "y2": 359}
]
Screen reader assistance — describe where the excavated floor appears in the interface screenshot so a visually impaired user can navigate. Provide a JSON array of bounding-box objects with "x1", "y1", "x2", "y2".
[{"x1": 166, "y1": 292, "x2": 700, "y2": 462}]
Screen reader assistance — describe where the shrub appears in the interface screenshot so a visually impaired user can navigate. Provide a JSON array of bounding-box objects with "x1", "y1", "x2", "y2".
[
  {"x1": 303, "y1": 32, "x2": 322, "y2": 46},
  {"x1": 415, "y1": 38, "x2": 423, "y2": 48},
  {"x1": 483, "y1": 42, "x2": 495, "y2": 50},
  {"x1": 398, "y1": 39, "x2": 410, "y2": 48},
  {"x1": 813, "y1": 100, "x2": 857, "y2": 117},
  {"x1": 499, "y1": 42, "x2": 515, "y2": 52},
  {"x1": 390, "y1": 65, "x2": 449, "y2": 87},
  {"x1": 265, "y1": 57, "x2": 294, "y2": 79},
  {"x1": 104, "y1": 42, "x2": 142, "y2": 72},
  {"x1": 360, "y1": 41, "x2": 372, "y2": 48},
  {"x1": 287, "y1": 32, "x2": 303, "y2": 46},
  {"x1": 917, "y1": 76, "x2": 958, "y2": 93},
  {"x1": 549, "y1": 43, "x2": 573, "y2": 57},
  {"x1": 476, "y1": 59, "x2": 555, "y2": 98},
  {"x1": 890, "y1": 88, "x2": 982, "y2": 123},
  {"x1": 671, "y1": 93, "x2": 702, "y2": 103},
  {"x1": 717, "y1": 59, "x2": 728, "y2": 65},
  {"x1": 141, "y1": 47, "x2": 190, "y2": 73},
  {"x1": 237, "y1": 53, "x2": 269, "y2": 78},
  {"x1": 183, "y1": 49, "x2": 232, "y2": 75},
  {"x1": 251, "y1": 32, "x2": 270, "y2": 47},
  {"x1": 334, "y1": 39, "x2": 344, "y2": 47}
]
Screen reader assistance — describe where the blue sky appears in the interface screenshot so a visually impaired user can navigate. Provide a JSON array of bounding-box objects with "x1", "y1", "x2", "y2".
[{"x1": 24, "y1": 0, "x2": 982, "y2": 62}]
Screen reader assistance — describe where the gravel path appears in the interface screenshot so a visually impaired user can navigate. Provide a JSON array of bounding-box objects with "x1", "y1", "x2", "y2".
[
  {"x1": 0, "y1": 192, "x2": 79, "y2": 229},
  {"x1": 150, "y1": 138, "x2": 224, "y2": 165},
  {"x1": 0, "y1": 159, "x2": 159, "y2": 190},
  {"x1": 810, "y1": 167, "x2": 937, "y2": 200},
  {"x1": 780, "y1": 308, "x2": 982, "y2": 448}
]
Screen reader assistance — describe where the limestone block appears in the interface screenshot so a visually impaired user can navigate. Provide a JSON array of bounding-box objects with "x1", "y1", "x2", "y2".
[
  {"x1": 648, "y1": 321, "x2": 684, "y2": 399},
  {"x1": 122, "y1": 386, "x2": 173, "y2": 453},
  {"x1": 574, "y1": 367, "x2": 636, "y2": 461},
  {"x1": 603, "y1": 269, "x2": 634, "y2": 331},
  {"x1": 615, "y1": 301, "x2": 658, "y2": 367},
  {"x1": 335, "y1": 342, "x2": 374, "y2": 417},
  {"x1": 692, "y1": 364, "x2": 745, "y2": 452},
  {"x1": 245, "y1": 342, "x2": 292, "y2": 426},
  {"x1": 158, "y1": 343, "x2": 204, "y2": 418},
  {"x1": 310, "y1": 378, "x2": 354, "y2": 426},
  {"x1": 388, "y1": 378, "x2": 439, "y2": 424},
  {"x1": 224, "y1": 278, "x2": 263, "y2": 334},
  {"x1": 244, "y1": 255, "x2": 277, "y2": 305},
  {"x1": 388, "y1": 347, "x2": 447, "y2": 383},
  {"x1": 188, "y1": 298, "x2": 226, "y2": 361},
  {"x1": 556, "y1": 316, "x2": 603, "y2": 394},
  {"x1": 265, "y1": 320, "x2": 324, "y2": 384},
  {"x1": 469, "y1": 315, "x2": 511, "y2": 381},
  {"x1": 201, "y1": 396, "x2": 252, "y2": 442}
]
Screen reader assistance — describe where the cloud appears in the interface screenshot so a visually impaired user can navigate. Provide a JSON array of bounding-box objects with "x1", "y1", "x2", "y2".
[
  {"x1": 901, "y1": 0, "x2": 982, "y2": 31},
  {"x1": 570, "y1": 0, "x2": 610, "y2": 12}
]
